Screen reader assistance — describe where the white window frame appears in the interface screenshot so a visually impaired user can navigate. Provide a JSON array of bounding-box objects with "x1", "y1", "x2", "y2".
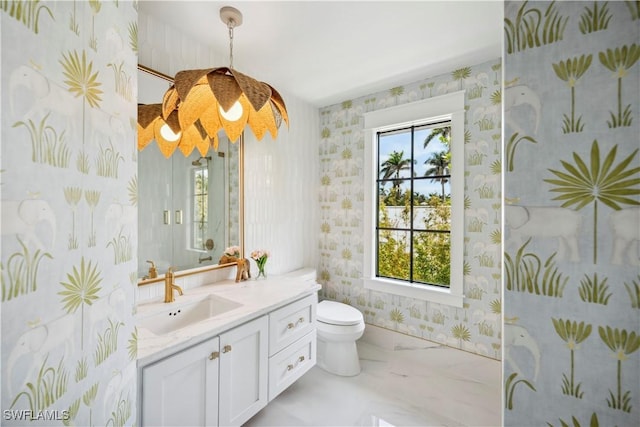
[{"x1": 363, "y1": 91, "x2": 465, "y2": 308}]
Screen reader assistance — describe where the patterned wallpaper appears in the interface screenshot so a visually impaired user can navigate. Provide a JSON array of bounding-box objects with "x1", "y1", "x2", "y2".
[
  {"x1": 319, "y1": 58, "x2": 503, "y2": 360},
  {"x1": 1, "y1": 1, "x2": 138, "y2": 425},
  {"x1": 503, "y1": 1, "x2": 639, "y2": 426}
]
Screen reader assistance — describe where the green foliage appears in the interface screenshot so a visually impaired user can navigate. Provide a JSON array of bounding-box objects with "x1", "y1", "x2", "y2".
[
  {"x1": 107, "y1": 230, "x2": 133, "y2": 264},
  {"x1": 108, "y1": 61, "x2": 134, "y2": 101},
  {"x1": 598, "y1": 326, "x2": 640, "y2": 412},
  {"x1": 96, "y1": 142, "x2": 124, "y2": 178},
  {"x1": 505, "y1": 240, "x2": 568, "y2": 296},
  {"x1": 552, "y1": 55, "x2": 592, "y2": 133},
  {"x1": 59, "y1": 257, "x2": 102, "y2": 313},
  {"x1": 624, "y1": 275, "x2": 640, "y2": 309},
  {"x1": 504, "y1": 372, "x2": 536, "y2": 410},
  {"x1": 10, "y1": 356, "x2": 68, "y2": 413},
  {"x1": 578, "y1": 273, "x2": 612, "y2": 305},
  {"x1": 504, "y1": 1, "x2": 568, "y2": 54},
  {"x1": 579, "y1": 1, "x2": 612, "y2": 33},
  {"x1": 76, "y1": 150, "x2": 90, "y2": 174},
  {"x1": 547, "y1": 412, "x2": 600, "y2": 427},
  {"x1": 63, "y1": 398, "x2": 81, "y2": 427},
  {"x1": 1, "y1": 238, "x2": 52, "y2": 301},
  {"x1": 599, "y1": 44, "x2": 639, "y2": 128},
  {"x1": 74, "y1": 357, "x2": 88, "y2": 383},
  {"x1": 128, "y1": 328, "x2": 138, "y2": 361},
  {"x1": 389, "y1": 307, "x2": 404, "y2": 325},
  {"x1": 13, "y1": 113, "x2": 71, "y2": 167},
  {"x1": 94, "y1": 318, "x2": 124, "y2": 366},
  {"x1": 506, "y1": 132, "x2": 537, "y2": 172},
  {"x1": 1, "y1": 0, "x2": 53, "y2": 33},
  {"x1": 82, "y1": 382, "x2": 99, "y2": 407},
  {"x1": 431, "y1": 310, "x2": 446, "y2": 324},
  {"x1": 552, "y1": 318, "x2": 592, "y2": 398},
  {"x1": 60, "y1": 50, "x2": 103, "y2": 109},
  {"x1": 545, "y1": 140, "x2": 640, "y2": 263},
  {"x1": 451, "y1": 323, "x2": 471, "y2": 346},
  {"x1": 128, "y1": 20, "x2": 138, "y2": 52},
  {"x1": 105, "y1": 394, "x2": 132, "y2": 427}
]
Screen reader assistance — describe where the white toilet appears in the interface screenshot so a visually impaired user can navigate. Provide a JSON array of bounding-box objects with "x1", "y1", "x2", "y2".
[{"x1": 316, "y1": 300, "x2": 365, "y2": 376}]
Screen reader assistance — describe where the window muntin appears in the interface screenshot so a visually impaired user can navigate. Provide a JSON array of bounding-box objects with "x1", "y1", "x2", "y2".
[{"x1": 376, "y1": 123, "x2": 452, "y2": 288}]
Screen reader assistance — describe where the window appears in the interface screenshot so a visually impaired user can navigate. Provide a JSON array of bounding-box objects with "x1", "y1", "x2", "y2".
[
  {"x1": 363, "y1": 91, "x2": 465, "y2": 307},
  {"x1": 377, "y1": 122, "x2": 451, "y2": 286},
  {"x1": 192, "y1": 166, "x2": 208, "y2": 251}
]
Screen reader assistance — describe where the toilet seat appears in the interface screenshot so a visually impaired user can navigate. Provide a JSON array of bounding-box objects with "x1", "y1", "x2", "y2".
[{"x1": 318, "y1": 301, "x2": 363, "y2": 326}]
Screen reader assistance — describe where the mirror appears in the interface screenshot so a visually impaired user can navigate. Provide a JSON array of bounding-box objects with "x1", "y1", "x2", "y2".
[{"x1": 137, "y1": 66, "x2": 242, "y2": 282}]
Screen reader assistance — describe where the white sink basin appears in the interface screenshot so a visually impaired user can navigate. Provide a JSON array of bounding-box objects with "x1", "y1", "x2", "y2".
[{"x1": 139, "y1": 294, "x2": 242, "y2": 335}]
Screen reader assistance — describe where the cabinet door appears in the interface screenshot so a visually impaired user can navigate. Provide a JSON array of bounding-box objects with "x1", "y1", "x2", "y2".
[
  {"x1": 218, "y1": 315, "x2": 268, "y2": 427},
  {"x1": 142, "y1": 337, "x2": 220, "y2": 427}
]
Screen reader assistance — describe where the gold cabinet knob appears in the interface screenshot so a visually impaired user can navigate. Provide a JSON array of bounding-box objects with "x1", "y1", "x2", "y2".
[
  {"x1": 209, "y1": 351, "x2": 219, "y2": 360},
  {"x1": 223, "y1": 344, "x2": 232, "y2": 353},
  {"x1": 298, "y1": 355, "x2": 305, "y2": 362}
]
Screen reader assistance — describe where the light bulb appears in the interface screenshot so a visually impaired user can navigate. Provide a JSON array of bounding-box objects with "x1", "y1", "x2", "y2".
[
  {"x1": 159, "y1": 123, "x2": 181, "y2": 141},
  {"x1": 219, "y1": 100, "x2": 243, "y2": 122}
]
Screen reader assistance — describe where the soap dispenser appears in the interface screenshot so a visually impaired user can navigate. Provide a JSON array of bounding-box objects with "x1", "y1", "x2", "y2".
[{"x1": 146, "y1": 260, "x2": 158, "y2": 279}]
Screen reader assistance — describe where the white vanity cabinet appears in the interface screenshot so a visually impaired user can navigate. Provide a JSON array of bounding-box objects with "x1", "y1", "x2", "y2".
[
  {"x1": 139, "y1": 290, "x2": 318, "y2": 427},
  {"x1": 141, "y1": 336, "x2": 220, "y2": 426},
  {"x1": 140, "y1": 316, "x2": 268, "y2": 427},
  {"x1": 218, "y1": 315, "x2": 269, "y2": 426}
]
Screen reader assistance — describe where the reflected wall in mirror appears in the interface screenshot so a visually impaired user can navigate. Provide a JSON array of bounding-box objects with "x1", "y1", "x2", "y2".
[{"x1": 137, "y1": 66, "x2": 241, "y2": 281}]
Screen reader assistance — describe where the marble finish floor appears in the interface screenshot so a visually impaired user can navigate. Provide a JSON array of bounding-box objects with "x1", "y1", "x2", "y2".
[{"x1": 245, "y1": 331, "x2": 501, "y2": 427}]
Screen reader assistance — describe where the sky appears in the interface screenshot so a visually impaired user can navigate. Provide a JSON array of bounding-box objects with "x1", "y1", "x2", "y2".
[{"x1": 378, "y1": 126, "x2": 451, "y2": 199}]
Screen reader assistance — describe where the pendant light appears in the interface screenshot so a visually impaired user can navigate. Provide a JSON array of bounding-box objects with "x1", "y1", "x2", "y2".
[{"x1": 137, "y1": 5, "x2": 289, "y2": 158}]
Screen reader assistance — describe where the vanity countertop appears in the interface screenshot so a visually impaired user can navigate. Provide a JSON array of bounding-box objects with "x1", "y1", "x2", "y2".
[{"x1": 136, "y1": 268, "x2": 321, "y2": 367}]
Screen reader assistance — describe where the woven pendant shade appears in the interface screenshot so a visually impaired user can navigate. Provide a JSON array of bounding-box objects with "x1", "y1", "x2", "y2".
[
  {"x1": 163, "y1": 67, "x2": 289, "y2": 143},
  {"x1": 136, "y1": 5, "x2": 288, "y2": 157},
  {"x1": 137, "y1": 103, "x2": 217, "y2": 158}
]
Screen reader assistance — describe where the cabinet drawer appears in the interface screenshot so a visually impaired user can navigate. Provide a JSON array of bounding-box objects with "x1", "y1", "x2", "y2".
[
  {"x1": 268, "y1": 330, "x2": 316, "y2": 402},
  {"x1": 269, "y1": 293, "x2": 316, "y2": 356}
]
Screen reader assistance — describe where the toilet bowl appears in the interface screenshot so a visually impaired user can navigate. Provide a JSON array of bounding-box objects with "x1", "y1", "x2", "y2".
[{"x1": 316, "y1": 300, "x2": 365, "y2": 376}]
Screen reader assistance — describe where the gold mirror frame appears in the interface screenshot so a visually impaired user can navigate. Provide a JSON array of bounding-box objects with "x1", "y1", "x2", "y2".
[{"x1": 137, "y1": 64, "x2": 245, "y2": 286}]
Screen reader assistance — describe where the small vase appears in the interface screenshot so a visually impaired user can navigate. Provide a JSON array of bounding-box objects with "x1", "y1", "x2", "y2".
[{"x1": 255, "y1": 265, "x2": 267, "y2": 280}]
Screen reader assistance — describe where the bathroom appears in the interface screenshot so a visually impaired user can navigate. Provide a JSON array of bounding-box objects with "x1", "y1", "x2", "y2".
[{"x1": 1, "y1": 1, "x2": 638, "y2": 427}]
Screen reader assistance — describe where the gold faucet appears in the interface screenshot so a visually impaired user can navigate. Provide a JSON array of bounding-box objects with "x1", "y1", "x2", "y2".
[
  {"x1": 164, "y1": 267, "x2": 183, "y2": 303},
  {"x1": 146, "y1": 260, "x2": 158, "y2": 279}
]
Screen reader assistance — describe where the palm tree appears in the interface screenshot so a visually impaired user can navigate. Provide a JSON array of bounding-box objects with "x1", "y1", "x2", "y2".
[
  {"x1": 544, "y1": 140, "x2": 640, "y2": 263},
  {"x1": 425, "y1": 151, "x2": 450, "y2": 200},
  {"x1": 598, "y1": 326, "x2": 640, "y2": 412},
  {"x1": 552, "y1": 54, "x2": 593, "y2": 133},
  {"x1": 379, "y1": 150, "x2": 413, "y2": 190},
  {"x1": 599, "y1": 44, "x2": 639, "y2": 127},
  {"x1": 551, "y1": 318, "x2": 592, "y2": 398},
  {"x1": 423, "y1": 127, "x2": 451, "y2": 149},
  {"x1": 58, "y1": 257, "x2": 102, "y2": 349}
]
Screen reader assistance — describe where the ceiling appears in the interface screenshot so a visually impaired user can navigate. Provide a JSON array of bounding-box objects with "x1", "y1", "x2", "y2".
[{"x1": 139, "y1": 1, "x2": 503, "y2": 108}]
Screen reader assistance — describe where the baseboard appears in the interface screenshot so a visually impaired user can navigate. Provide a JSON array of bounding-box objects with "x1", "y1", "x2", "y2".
[{"x1": 359, "y1": 323, "x2": 441, "y2": 350}]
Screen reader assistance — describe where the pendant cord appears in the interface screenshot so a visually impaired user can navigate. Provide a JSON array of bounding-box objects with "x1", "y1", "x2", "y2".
[{"x1": 227, "y1": 21, "x2": 235, "y2": 69}]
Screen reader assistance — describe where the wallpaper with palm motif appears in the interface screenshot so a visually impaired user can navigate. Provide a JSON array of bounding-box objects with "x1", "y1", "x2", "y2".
[
  {"x1": 318, "y1": 58, "x2": 503, "y2": 360},
  {"x1": 503, "y1": 1, "x2": 639, "y2": 426},
  {"x1": 1, "y1": 1, "x2": 138, "y2": 425}
]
